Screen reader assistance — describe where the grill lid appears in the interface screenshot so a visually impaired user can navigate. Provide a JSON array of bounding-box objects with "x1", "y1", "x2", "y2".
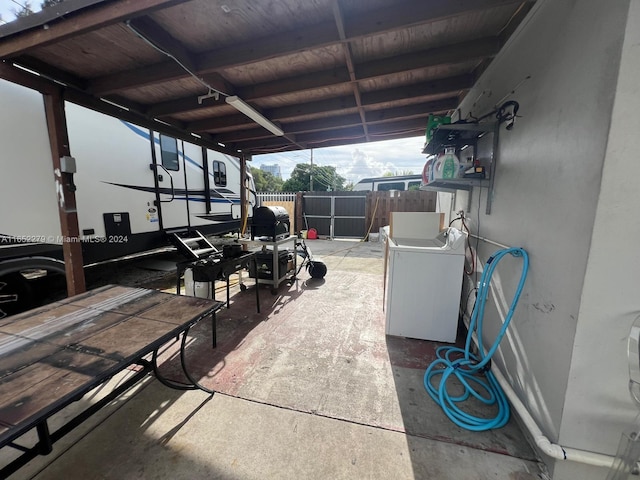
[{"x1": 252, "y1": 206, "x2": 289, "y2": 225}]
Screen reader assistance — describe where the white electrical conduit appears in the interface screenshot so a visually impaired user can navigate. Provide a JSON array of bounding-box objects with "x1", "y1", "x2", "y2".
[
  {"x1": 464, "y1": 234, "x2": 621, "y2": 468},
  {"x1": 490, "y1": 365, "x2": 616, "y2": 468},
  {"x1": 469, "y1": 233, "x2": 511, "y2": 250},
  {"x1": 466, "y1": 327, "x2": 617, "y2": 469}
]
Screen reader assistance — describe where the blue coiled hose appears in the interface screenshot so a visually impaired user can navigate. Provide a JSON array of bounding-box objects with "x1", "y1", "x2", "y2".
[{"x1": 423, "y1": 247, "x2": 529, "y2": 431}]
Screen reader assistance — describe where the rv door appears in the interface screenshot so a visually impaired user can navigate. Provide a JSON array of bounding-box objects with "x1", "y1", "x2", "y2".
[{"x1": 152, "y1": 133, "x2": 190, "y2": 231}]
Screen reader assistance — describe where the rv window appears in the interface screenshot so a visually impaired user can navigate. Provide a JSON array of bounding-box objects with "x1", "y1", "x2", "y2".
[
  {"x1": 160, "y1": 135, "x2": 179, "y2": 171},
  {"x1": 408, "y1": 181, "x2": 421, "y2": 190},
  {"x1": 213, "y1": 161, "x2": 227, "y2": 187},
  {"x1": 378, "y1": 182, "x2": 404, "y2": 191}
]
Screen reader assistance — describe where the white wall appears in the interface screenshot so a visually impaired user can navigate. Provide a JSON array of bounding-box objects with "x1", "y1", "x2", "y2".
[
  {"x1": 448, "y1": 0, "x2": 632, "y2": 477},
  {"x1": 555, "y1": 1, "x2": 640, "y2": 478}
]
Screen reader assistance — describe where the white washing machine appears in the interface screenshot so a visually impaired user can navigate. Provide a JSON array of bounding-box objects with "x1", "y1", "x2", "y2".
[{"x1": 385, "y1": 227, "x2": 466, "y2": 342}]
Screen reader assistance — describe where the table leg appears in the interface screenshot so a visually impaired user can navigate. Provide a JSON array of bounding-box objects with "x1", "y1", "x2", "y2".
[
  {"x1": 212, "y1": 311, "x2": 217, "y2": 348},
  {"x1": 273, "y1": 244, "x2": 279, "y2": 292},
  {"x1": 36, "y1": 421, "x2": 52, "y2": 455},
  {"x1": 254, "y1": 257, "x2": 260, "y2": 313}
]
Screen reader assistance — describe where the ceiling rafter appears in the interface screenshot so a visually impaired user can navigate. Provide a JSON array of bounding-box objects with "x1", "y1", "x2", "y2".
[
  {"x1": 273, "y1": 76, "x2": 471, "y2": 122},
  {"x1": 126, "y1": 16, "x2": 198, "y2": 74},
  {"x1": 230, "y1": 115, "x2": 433, "y2": 152},
  {"x1": 0, "y1": 0, "x2": 535, "y2": 156},
  {"x1": 187, "y1": 76, "x2": 470, "y2": 134},
  {"x1": 333, "y1": 0, "x2": 370, "y2": 142},
  {"x1": 0, "y1": 0, "x2": 193, "y2": 58},
  {"x1": 137, "y1": 38, "x2": 495, "y2": 119},
  {"x1": 83, "y1": 0, "x2": 518, "y2": 95},
  {"x1": 212, "y1": 97, "x2": 458, "y2": 146}
]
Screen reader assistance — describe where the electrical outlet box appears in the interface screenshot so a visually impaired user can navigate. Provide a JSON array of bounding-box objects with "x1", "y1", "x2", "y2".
[{"x1": 60, "y1": 156, "x2": 77, "y2": 174}]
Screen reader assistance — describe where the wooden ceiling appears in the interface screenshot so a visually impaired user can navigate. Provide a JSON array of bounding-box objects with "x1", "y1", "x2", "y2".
[{"x1": 0, "y1": 0, "x2": 534, "y2": 156}]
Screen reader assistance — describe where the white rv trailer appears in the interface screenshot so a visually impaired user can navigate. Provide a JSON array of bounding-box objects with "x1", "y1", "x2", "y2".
[{"x1": 0, "y1": 79, "x2": 256, "y2": 315}]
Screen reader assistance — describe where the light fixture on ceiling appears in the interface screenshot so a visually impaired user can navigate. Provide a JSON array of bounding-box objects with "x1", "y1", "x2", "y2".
[{"x1": 225, "y1": 95, "x2": 284, "y2": 137}]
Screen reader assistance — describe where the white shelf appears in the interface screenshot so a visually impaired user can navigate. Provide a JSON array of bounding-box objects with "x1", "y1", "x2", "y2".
[{"x1": 420, "y1": 178, "x2": 488, "y2": 192}]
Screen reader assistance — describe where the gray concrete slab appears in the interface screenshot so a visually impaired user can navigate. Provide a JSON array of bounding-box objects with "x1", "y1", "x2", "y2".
[
  {"x1": 28, "y1": 383, "x2": 543, "y2": 480},
  {"x1": 2, "y1": 239, "x2": 547, "y2": 479}
]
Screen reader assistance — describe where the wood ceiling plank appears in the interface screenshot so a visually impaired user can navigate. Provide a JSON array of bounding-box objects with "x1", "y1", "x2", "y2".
[
  {"x1": 361, "y1": 74, "x2": 473, "y2": 105},
  {"x1": 126, "y1": 17, "x2": 197, "y2": 74},
  {"x1": 0, "y1": 0, "x2": 193, "y2": 59},
  {"x1": 213, "y1": 98, "x2": 457, "y2": 144},
  {"x1": 88, "y1": 22, "x2": 340, "y2": 94},
  {"x1": 356, "y1": 38, "x2": 500, "y2": 80},
  {"x1": 344, "y1": 0, "x2": 531, "y2": 38},
  {"x1": 85, "y1": 1, "x2": 512, "y2": 95},
  {"x1": 240, "y1": 67, "x2": 351, "y2": 102},
  {"x1": 142, "y1": 63, "x2": 473, "y2": 122},
  {"x1": 365, "y1": 98, "x2": 459, "y2": 123},
  {"x1": 89, "y1": 61, "x2": 186, "y2": 95}
]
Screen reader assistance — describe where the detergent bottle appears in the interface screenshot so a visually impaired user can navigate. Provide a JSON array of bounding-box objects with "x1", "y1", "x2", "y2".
[
  {"x1": 434, "y1": 147, "x2": 459, "y2": 180},
  {"x1": 422, "y1": 157, "x2": 434, "y2": 185},
  {"x1": 441, "y1": 147, "x2": 459, "y2": 179}
]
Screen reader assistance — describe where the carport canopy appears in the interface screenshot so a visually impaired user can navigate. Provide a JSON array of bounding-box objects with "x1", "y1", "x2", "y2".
[
  {"x1": 0, "y1": 0, "x2": 534, "y2": 156},
  {"x1": 0, "y1": 0, "x2": 534, "y2": 296}
]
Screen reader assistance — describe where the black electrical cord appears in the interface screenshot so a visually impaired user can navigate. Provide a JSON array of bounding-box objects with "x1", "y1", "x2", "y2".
[{"x1": 449, "y1": 214, "x2": 476, "y2": 276}]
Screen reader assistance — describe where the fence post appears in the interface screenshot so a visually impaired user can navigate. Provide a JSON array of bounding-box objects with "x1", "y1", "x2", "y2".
[{"x1": 296, "y1": 192, "x2": 303, "y2": 234}]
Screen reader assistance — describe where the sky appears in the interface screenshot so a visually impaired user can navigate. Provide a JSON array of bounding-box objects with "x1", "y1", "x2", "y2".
[
  {"x1": 0, "y1": 1, "x2": 430, "y2": 184},
  {"x1": 253, "y1": 136, "x2": 428, "y2": 184},
  {"x1": 0, "y1": 0, "x2": 40, "y2": 23}
]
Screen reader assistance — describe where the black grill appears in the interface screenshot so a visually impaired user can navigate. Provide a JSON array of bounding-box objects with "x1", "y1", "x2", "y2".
[{"x1": 251, "y1": 206, "x2": 290, "y2": 240}]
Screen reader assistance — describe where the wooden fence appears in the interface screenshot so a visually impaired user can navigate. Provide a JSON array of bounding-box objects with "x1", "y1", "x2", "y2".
[
  {"x1": 365, "y1": 190, "x2": 437, "y2": 234},
  {"x1": 287, "y1": 190, "x2": 437, "y2": 237}
]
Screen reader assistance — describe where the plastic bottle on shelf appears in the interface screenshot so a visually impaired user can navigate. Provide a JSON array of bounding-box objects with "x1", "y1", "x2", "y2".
[
  {"x1": 422, "y1": 156, "x2": 435, "y2": 185},
  {"x1": 434, "y1": 147, "x2": 459, "y2": 180}
]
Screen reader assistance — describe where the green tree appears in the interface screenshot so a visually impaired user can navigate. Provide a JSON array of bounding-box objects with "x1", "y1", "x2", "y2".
[
  {"x1": 13, "y1": 2, "x2": 34, "y2": 17},
  {"x1": 41, "y1": 0, "x2": 65, "y2": 7},
  {"x1": 11, "y1": 0, "x2": 64, "y2": 18},
  {"x1": 250, "y1": 167, "x2": 283, "y2": 192},
  {"x1": 383, "y1": 169, "x2": 414, "y2": 177},
  {"x1": 281, "y1": 164, "x2": 346, "y2": 192}
]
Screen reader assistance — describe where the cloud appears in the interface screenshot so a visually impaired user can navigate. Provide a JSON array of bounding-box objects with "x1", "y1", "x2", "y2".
[{"x1": 253, "y1": 136, "x2": 427, "y2": 183}]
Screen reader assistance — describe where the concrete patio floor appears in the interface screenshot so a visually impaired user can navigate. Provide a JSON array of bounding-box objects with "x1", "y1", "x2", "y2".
[{"x1": 2, "y1": 239, "x2": 546, "y2": 479}]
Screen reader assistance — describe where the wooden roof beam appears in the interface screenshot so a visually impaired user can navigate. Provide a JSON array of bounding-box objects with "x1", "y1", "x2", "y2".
[
  {"x1": 345, "y1": 0, "x2": 533, "y2": 38},
  {"x1": 212, "y1": 98, "x2": 457, "y2": 145},
  {"x1": 89, "y1": 21, "x2": 340, "y2": 95},
  {"x1": 234, "y1": 117, "x2": 439, "y2": 153},
  {"x1": 333, "y1": 0, "x2": 370, "y2": 142},
  {"x1": 87, "y1": 0, "x2": 516, "y2": 95},
  {"x1": 239, "y1": 38, "x2": 495, "y2": 100},
  {"x1": 188, "y1": 75, "x2": 469, "y2": 133},
  {"x1": 126, "y1": 16, "x2": 198, "y2": 74},
  {"x1": 0, "y1": 0, "x2": 193, "y2": 59},
  {"x1": 144, "y1": 38, "x2": 491, "y2": 119},
  {"x1": 11, "y1": 55, "x2": 88, "y2": 90}
]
